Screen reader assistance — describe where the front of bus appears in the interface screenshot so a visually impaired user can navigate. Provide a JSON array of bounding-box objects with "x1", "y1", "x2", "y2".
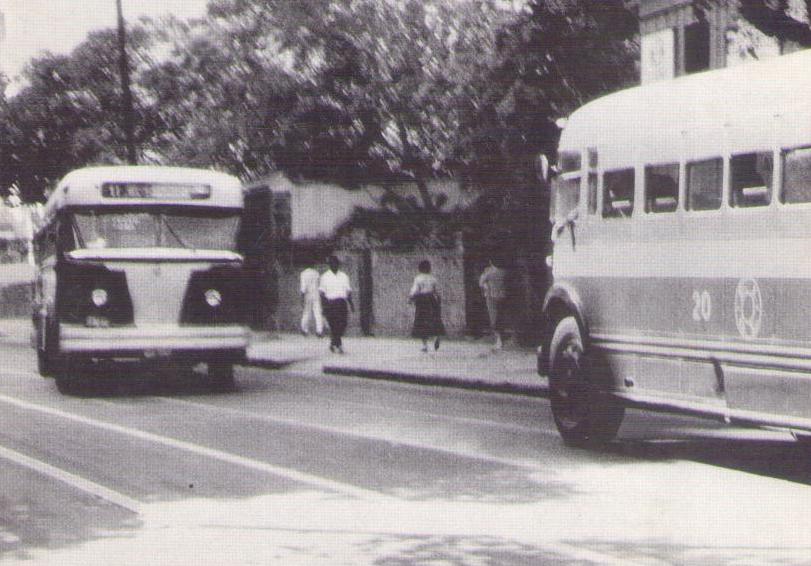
[{"x1": 53, "y1": 166, "x2": 250, "y2": 375}]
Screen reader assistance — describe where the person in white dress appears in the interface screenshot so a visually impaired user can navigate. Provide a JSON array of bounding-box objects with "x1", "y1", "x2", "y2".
[{"x1": 299, "y1": 263, "x2": 323, "y2": 337}]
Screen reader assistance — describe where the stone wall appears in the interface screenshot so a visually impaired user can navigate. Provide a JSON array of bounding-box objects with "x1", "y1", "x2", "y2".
[
  {"x1": 370, "y1": 250, "x2": 465, "y2": 337},
  {"x1": 267, "y1": 249, "x2": 466, "y2": 337},
  {"x1": 272, "y1": 252, "x2": 365, "y2": 335}
]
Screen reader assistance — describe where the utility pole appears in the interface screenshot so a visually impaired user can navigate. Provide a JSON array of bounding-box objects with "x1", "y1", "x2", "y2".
[{"x1": 116, "y1": 0, "x2": 137, "y2": 164}]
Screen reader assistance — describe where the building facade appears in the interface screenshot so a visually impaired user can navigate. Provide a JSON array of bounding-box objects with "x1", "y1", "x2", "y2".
[{"x1": 634, "y1": 0, "x2": 809, "y2": 83}]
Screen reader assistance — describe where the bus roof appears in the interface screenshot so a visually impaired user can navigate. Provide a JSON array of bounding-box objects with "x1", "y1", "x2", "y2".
[
  {"x1": 559, "y1": 48, "x2": 811, "y2": 170},
  {"x1": 43, "y1": 166, "x2": 243, "y2": 219}
]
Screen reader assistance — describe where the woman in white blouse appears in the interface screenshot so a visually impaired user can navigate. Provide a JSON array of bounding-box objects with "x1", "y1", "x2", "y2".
[{"x1": 408, "y1": 260, "x2": 445, "y2": 352}]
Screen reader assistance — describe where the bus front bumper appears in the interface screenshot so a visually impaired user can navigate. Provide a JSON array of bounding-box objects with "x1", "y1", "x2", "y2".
[{"x1": 59, "y1": 324, "x2": 249, "y2": 359}]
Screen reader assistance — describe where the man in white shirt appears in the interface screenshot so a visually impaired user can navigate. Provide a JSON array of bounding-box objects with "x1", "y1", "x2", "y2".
[
  {"x1": 299, "y1": 263, "x2": 323, "y2": 337},
  {"x1": 318, "y1": 255, "x2": 354, "y2": 353}
]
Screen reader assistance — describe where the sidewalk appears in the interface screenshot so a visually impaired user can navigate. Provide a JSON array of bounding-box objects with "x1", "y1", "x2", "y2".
[
  {"x1": 249, "y1": 333, "x2": 547, "y2": 397},
  {"x1": 0, "y1": 318, "x2": 547, "y2": 397}
]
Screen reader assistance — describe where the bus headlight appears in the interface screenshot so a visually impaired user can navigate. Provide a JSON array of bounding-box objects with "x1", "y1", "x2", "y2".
[
  {"x1": 205, "y1": 289, "x2": 222, "y2": 308},
  {"x1": 91, "y1": 288, "x2": 109, "y2": 307}
]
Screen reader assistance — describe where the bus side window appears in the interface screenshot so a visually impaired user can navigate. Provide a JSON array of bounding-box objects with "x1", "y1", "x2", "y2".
[
  {"x1": 603, "y1": 168, "x2": 634, "y2": 218},
  {"x1": 551, "y1": 177, "x2": 580, "y2": 223},
  {"x1": 551, "y1": 150, "x2": 582, "y2": 223},
  {"x1": 686, "y1": 157, "x2": 722, "y2": 211},
  {"x1": 644, "y1": 163, "x2": 679, "y2": 213},
  {"x1": 781, "y1": 146, "x2": 811, "y2": 204},
  {"x1": 730, "y1": 152, "x2": 772, "y2": 208}
]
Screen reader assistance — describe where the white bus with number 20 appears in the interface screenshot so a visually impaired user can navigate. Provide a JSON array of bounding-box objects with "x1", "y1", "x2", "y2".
[{"x1": 539, "y1": 48, "x2": 811, "y2": 446}]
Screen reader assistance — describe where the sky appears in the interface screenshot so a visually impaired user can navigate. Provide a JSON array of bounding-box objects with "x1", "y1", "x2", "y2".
[{"x1": 0, "y1": 0, "x2": 210, "y2": 84}]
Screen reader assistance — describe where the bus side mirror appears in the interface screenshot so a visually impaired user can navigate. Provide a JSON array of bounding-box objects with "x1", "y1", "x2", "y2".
[{"x1": 536, "y1": 154, "x2": 554, "y2": 184}]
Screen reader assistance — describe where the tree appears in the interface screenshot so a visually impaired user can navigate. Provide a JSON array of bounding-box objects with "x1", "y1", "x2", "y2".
[
  {"x1": 138, "y1": 13, "x2": 298, "y2": 177},
  {"x1": 194, "y1": 0, "x2": 511, "y2": 214},
  {"x1": 459, "y1": 0, "x2": 639, "y2": 247},
  {"x1": 698, "y1": 0, "x2": 811, "y2": 46},
  {"x1": 2, "y1": 25, "x2": 158, "y2": 201},
  {"x1": 454, "y1": 0, "x2": 639, "y2": 341}
]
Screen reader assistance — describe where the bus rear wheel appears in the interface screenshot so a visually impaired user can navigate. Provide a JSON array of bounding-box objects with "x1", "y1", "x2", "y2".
[{"x1": 548, "y1": 316, "x2": 624, "y2": 447}]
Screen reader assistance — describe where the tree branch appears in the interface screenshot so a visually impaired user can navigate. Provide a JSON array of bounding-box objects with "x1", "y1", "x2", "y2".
[{"x1": 738, "y1": 0, "x2": 811, "y2": 47}]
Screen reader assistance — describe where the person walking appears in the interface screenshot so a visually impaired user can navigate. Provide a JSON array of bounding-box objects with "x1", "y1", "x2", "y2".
[
  {"x1": 408, "y1": 260, "x2": 445, "y2": 352},
  {"x1": 299, "y1": 262, "x2": 324, "y2": 337},
  {"x1": 319, "y1": 255, "x2": 354, "y2": 353},
  {"x1": 479, "y1": 258, "x2": 507, "y2": 350}
]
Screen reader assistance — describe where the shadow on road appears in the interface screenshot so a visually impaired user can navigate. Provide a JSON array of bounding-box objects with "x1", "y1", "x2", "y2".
[
  {"x1": 606, "y1": 434, "x2": 811, "y2": 486},
  {"x1": 53, "y1": 364, "x2": 238, "y2": 398}
]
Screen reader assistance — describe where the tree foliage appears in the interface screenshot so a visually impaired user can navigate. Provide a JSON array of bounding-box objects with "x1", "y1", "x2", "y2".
[
  {"x1": 698, "y1": 0, "x2": 811, "y2": 46},
  {"x1": 2, "y1": 0, "x2": 639, "y2": 226},
  {"x1": 1, "y1": 25, "x2": 158, "y2": 201},
  {"x1": 459, "y1": 0, "x2": 638, "y2": 253}
]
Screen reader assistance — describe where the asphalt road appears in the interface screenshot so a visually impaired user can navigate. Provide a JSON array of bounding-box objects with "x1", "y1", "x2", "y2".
[{"x1": 2, "y1": 340, "x2": 811, "y2": 565}]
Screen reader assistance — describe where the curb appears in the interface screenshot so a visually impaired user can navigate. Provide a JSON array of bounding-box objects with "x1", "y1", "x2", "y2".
[{"x1": 322, "y1": 365, "x2": 549, "y2": 398}]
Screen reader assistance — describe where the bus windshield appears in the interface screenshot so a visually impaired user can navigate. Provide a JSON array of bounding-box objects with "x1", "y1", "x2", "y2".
[{"x1": 71, "y1": 210, "x2": 240, "y2": 251}]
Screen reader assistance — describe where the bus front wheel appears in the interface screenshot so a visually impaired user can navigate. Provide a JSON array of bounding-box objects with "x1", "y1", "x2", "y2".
[
  {"x1": 548, "y1": 316, "x2": 624, "y2": 447},
  {"x1": 208, "y1": 361, "x2": 236, "y2": 392},
  {"x1": 54, "y1": 361, "x2": 86, "y2": 395}
]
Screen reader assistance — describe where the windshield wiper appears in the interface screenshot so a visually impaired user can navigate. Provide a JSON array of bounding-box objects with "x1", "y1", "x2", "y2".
[{"x1": 161, "y1": 216, "x2": 189, "y2": 249}]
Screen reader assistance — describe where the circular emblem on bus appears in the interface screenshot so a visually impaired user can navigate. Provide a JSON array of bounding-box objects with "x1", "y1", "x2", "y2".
[{"x1": 734, "y1": 278, "x2": 762, "y2": 340}]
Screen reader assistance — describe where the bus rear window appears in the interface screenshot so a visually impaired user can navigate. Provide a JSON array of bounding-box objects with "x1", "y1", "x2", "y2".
[
  {"x1": 645, "y1": 164, "x2": 679, "y2": 213},
  {"x1": 603, "y1": 168, "x2": 634, "y2": 218},
  {"x1": 687, "y1": 158, "x2": 722, "y2": 211},
  {"x1": 731, "y1": 152, "x2": 772, "y2": 207},
  {"x1": 782, "y1": 147, "x2": 811, "y2": 204}
]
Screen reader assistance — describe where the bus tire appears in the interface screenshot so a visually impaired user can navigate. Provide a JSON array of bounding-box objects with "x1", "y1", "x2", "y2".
[
  {"x1": 37, "y1": 348, "x2": 53, "y2": 377},
  {"x1": 37, "y1": 320, "x2": 61, "y2": 378},
  {"x1": 548, "y1": 316, "x2": 624, "y2": 447},
  {"x1": 55, "y1": 368, "x2": 82, "y2": 395},
  {"x1": 208, "y1": 361, "x2": 236, "y2": 392},
  {"x1": 54, "y1": 358, "x2": 92, "y2": 395}
]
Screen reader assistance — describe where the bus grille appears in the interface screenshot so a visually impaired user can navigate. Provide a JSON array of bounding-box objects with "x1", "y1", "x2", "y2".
[
  {"x1": 56, "y1": 261, "x2": 134, "y2": 326},
  {"x1": 180, "y1": 265, "x2": 252, "y2": 325}
]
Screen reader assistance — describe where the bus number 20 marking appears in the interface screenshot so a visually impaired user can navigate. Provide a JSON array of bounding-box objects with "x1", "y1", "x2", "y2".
[{"x1": 692, "y1": 290, "x2": 712, "y2": 322}]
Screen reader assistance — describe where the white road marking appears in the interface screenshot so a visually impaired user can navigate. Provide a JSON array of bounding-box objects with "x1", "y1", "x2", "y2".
[
  {"x1": 0, "y1": 393, "x2": 387, "y2": 502},
  {"x1": 0, "y1": 444, "x2": 141, "y2": 514},
  {"x1": 160, "y1": 397, "x2": 547, "y2": 472},
  {"x1": 0, "y1": 379, "x2": 643, "y2": 565}
]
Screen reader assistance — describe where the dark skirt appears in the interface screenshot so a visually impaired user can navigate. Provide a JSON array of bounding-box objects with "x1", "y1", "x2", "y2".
[{"x1": 412, "y1": 294, "x2": 445, "y2": 338}]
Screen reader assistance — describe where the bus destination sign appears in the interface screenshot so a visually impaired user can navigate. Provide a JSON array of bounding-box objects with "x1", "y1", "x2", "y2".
[{"x1": 101, "y1": 182, "x2": 212, "y2": 200}]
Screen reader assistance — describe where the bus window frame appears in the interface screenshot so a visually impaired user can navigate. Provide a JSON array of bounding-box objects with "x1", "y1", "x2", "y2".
[
  {"x1": 602, "y1": 167, "x2": 636, "y2": 219},
  {"x1": 586, "y1": 147, "x2": 599, "y2": 216},
  {"x1": 643, "y1": 162, "x2": 681, "y2": 214},
  {"x1": 728, "y1": 150, "x2": 775, "y2": 209},
  {"x1": 685, "y1": 156, "x2": 725, "y2": 213},
  {"x1": 779, "y1": 145, "x2": 811, "y2": 206}
]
